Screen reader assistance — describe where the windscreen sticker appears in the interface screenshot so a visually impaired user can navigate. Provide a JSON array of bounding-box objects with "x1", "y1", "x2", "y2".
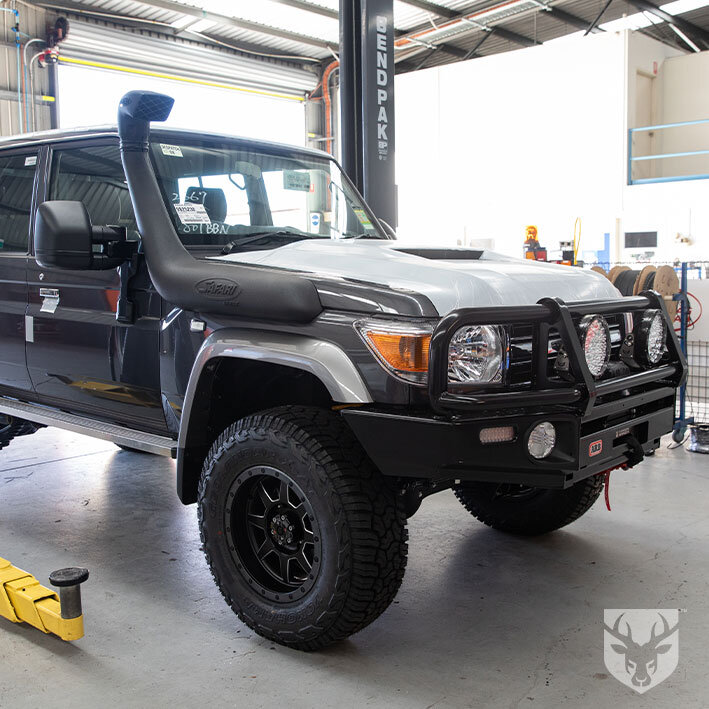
[
  {"x1": 174, "y1": 203, "x2": 211, "y2": 225},
  {"x1": 24, "y1": 155, "x2": 37, "y2": 167},
  {"x1": 353, "y1": 208, "x2": 373, "y2": 229},
  {"x1": 160, "y1": 143, "x2": 183, "y2": 157},
  {"x1": 283, "y1": 170, "x2": 311, "y2": 192}
]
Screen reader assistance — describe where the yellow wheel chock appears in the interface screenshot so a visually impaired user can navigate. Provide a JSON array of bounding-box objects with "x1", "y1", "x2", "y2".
[{"x1": 0, "y1": 557, "x2": 88, "y2": 641}]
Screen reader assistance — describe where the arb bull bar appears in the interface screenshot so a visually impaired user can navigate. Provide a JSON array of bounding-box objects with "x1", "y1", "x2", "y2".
[
  {"x1": 344, "y1": 291, "x2": 687, "y2": 490},
  {"x1": 428, "y1": 291, "x2": 687, "y2": 416}
]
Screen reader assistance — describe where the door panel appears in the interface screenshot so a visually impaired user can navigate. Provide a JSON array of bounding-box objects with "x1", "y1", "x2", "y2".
[
  {"x1": 0, "y1": 151, "x2": 35, "y2": 392},
  {"x1": 26, "y1": 140, "x2": 166, "y2": 432}
]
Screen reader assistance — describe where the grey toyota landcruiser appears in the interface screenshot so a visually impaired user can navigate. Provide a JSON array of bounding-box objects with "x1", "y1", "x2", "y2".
[{"x1": 0, "y1": 91, "x2": 686, "y2": 649}]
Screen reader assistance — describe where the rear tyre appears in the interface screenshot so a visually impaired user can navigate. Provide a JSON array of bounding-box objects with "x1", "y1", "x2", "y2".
[
  {"x1": 198, "y1": 406, "x2": 408, "y2": 650},
  {"x1": 453, "y1": 475, "x2": 604, "y2": 536}
]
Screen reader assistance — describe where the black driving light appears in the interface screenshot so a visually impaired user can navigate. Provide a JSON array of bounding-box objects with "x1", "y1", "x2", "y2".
[
  {"x1": 578, "y1": 315, "x2": 611, "y2": 378},
  {"x1": 635, "y1": 309, "x2": 666, "y2": 367}
]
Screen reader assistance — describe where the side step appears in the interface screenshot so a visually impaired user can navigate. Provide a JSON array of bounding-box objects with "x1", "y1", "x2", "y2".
[{"x1": 0, "y1": 397, "x2": 177, "y2": 458}]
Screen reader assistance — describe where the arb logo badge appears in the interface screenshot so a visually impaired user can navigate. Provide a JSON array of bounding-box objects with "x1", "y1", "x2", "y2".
[
  {"x1": 604, "y1": 609, "x2": 679, "y2": 693},
  {"x1": 589, "y1": 440, "x2": 603, "y2": 457}
]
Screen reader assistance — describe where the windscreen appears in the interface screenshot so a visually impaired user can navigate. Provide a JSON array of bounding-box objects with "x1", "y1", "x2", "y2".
[{"x1": 149, "y1": 137, "x2": 385, "y2": 249}]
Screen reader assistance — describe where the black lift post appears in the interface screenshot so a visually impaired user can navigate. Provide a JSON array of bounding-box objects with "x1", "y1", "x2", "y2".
[{"x1": 339, "y1": 0, "x2": 397, "y2": 228}]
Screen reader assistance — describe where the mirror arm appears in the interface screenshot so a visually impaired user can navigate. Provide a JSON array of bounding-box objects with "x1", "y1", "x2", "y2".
[
  {"x1": 116, "y1": 253, "x2": 139, "y2": 324},
  {"x1": 89, "y1": 225, "x2": 139, "y2": 270}
]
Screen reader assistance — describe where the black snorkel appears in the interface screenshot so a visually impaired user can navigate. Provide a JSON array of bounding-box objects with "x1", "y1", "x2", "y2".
[{"x1": 117, "y1": 90, "x2": 322, "y2": 322}]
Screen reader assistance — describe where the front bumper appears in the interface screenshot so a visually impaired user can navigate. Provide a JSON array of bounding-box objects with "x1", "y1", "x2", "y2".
[{"x1": 343, "y1": 291, "x2": 686, "y2": 489}]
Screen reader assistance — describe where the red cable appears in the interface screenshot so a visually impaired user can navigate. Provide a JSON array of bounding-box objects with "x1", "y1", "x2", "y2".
[{"x1": 686, "y1": 292, "x2": 703, "y2": 327}]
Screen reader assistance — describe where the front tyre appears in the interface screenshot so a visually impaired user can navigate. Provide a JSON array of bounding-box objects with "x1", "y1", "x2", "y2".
[
  {"x1": 198, "y1": 406, "x2": 408, "y2": 650},
  {"x1": 453, "y1": 475, "x2": 604, "y2": 536},
  {"x1": 0, "y1": 415, "x2": 39, "y2": 451}
]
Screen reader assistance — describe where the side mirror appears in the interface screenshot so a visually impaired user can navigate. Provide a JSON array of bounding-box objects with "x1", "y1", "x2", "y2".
[{"x1": 35, "y1": 201, "x2": 134, "y2": 271}]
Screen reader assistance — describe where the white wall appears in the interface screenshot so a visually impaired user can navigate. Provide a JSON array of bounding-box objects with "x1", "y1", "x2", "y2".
[
  {"x1": 622, "y1": 37, "x2": 709, "y2": 262},
  {"x1": 395, "y1": 29, "x2": 709, "y2": 265},
  {"x1": 655, "y1": 50, "x2": 709, "y2": 178},
  {"x1": 395, "y1": 32, "x2": 629, "y2": 257}
]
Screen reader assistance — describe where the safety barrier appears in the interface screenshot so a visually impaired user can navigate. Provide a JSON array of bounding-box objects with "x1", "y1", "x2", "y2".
[{"x1": 628, "y1": 119, "x2": 709, "y2": 185}]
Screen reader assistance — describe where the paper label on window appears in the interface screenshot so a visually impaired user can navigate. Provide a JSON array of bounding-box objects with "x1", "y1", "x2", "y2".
[
  {"x1": 175, "y1": 203, "x2": 211, "y2": 225},
  {"x1": 160, "y1": 143, "x2": 183, "y2": 157},
  {"x1": 283, "y1": 170, "x2": 311, "y2": 191},
  {"x1": 353, "y1": 208, "x2": 373, "y2": 228},
  {"x1": 24, "y1": 155, "x2": 37, "y2": 167}
]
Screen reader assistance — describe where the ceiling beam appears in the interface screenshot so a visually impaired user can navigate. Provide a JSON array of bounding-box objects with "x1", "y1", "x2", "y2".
[
  {"x1": 267, "y1": 0, "x2": 338, "y2": 20},
  {"x1": 462, "y1": 28, "x2": 495, "y2": 59},
  {"x1": 41, "y1": 0, "x2": 339, "y2": 52},
  {"x1": 492, "y1": 25, "x2": 538, "y2": 46},
  {"x1": 396, "y1": 24, "x2": 494, "y2": 72},
  {"x1": 397, "y1": 22, "x2": 539, "y2": 67},
  {"x1": 412, "y1": 45, "x2": 441, "y2": 70},
  {"x1": 626, "y1": 0, "x2": 709, "y2": 48},
  {"x1": 398, "y1": 0, "x2": 542, "y2": 57},
  {"x1": 396, "y1": 0, "x2": 457, "y2": 19},
  {"x1": 547, "y1": 6, "x2": 604, "y2": 33},
  {"x1": 584, "y1": 0, "x2": 614, "y2": 34}
]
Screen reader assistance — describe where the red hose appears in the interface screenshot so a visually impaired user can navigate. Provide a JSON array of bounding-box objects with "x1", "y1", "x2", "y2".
[{"x1": 321, "y1": 60, "x2": 338, "y2": 156}]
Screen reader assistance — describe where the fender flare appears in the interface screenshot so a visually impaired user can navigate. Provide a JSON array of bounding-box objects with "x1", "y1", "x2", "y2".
[{"x1": 175, "y1": 328, "x2": 373, "y2": 503}]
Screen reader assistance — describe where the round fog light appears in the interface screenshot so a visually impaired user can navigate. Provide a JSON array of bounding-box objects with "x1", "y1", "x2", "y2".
[{"x1": 528, "y1": 422, "x2": 556, "y2": 459}]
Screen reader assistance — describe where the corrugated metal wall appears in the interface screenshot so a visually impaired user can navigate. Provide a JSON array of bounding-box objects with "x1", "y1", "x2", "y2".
[
  {"x1": 1, "y1": 3, "x2": 53, "y2": 137},
  {"x1": 58, "y1": 21, "x2": 319, "y2": 98}
]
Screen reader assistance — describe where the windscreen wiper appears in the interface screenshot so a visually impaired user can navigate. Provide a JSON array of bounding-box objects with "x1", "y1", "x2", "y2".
[{"x1": 221, "y1": 230, "x2": 326, "y2": 254}]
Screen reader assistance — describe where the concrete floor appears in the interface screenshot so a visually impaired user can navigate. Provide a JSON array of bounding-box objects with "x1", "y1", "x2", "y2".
[{"x1": 1, "y1": 427, "x2": 707, "y2": 708}]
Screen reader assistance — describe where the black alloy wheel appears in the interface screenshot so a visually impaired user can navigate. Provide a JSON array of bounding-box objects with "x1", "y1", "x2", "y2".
[{"x1": 226, "y1": 465, "x2": 321, "y2": 602}]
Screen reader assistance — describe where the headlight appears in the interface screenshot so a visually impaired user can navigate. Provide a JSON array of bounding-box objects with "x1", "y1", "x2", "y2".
[
  {"x1": 448, "y1": 325, "x2": 505, "y2": 384},
  {"x1": 636, "y1": 309, "x2": 666, "y2": 366},
  {"x1": 578, "y1": 315, "x2": 611, "y2": 378},
  {"x1": 355, "y1": 319, "x2": 432, "y2": 385}
]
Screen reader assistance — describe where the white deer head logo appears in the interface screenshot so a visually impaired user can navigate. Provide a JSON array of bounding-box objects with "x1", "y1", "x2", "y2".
[{"x1": 603, "y1": 609, "x2": 680, "y2": 693}]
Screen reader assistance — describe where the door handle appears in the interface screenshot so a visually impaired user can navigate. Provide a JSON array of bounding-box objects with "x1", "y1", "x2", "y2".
[{"x1": 39, "y1": 287, "x2": 60, "y2": 314}]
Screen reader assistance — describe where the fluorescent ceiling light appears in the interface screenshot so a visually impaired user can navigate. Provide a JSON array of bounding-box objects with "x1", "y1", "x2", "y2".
[
  {"x1": 471, "y1": 0, "x2": 534, "y2": 23},
  {"x1": 600, "y1": 12, "x2": 657, "y2": 31},
  {"x1": 669, "y1": 23, "x2": 702, "y2": 49},
  {"x1": 188, "y1": 19, "x2": 217, "y2": 33},
  {"x1": 170, "y1": 15, "x2": 195, "y2": 29},
  {"x1": 660, "y1": 0, "x2": 709, "y2": 14}
]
